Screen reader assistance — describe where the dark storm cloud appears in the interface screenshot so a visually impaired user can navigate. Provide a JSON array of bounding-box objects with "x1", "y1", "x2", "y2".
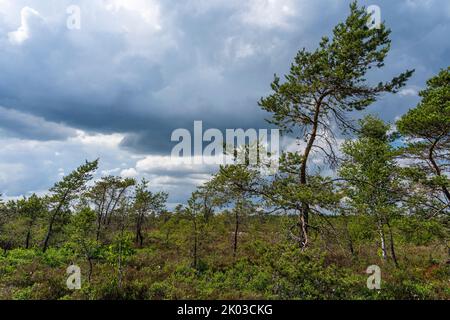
[
  {"x1": 0, "y1": 1, "x2": 447, "y2": 154},
  {"x1": 0, "y1": 106, "x2": 77, "y2": 140},
  {"x1": 0, "y1": 0, "x2": 327, "y2": 154}
]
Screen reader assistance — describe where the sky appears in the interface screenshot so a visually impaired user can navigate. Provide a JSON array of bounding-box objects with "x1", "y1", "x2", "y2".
[{"x1": 0, "y1": 0, "x2": 449, "y2": 206}]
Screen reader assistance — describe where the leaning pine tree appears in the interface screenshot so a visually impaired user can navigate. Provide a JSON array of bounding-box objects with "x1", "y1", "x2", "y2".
[
  {"x1": 259, "y1": 2, "x2": 414, "y2": 248},
  {"x1": 42, "y1": 159, "x2": 98, "y2": 252}
]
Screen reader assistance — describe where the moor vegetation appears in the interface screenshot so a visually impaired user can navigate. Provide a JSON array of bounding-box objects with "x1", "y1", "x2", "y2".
[{"x1": 0, "y1": 3, "x2": 448, "y2": 300}]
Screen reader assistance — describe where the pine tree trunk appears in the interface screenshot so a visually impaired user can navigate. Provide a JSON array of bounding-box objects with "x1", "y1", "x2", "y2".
[
  {"x1": 386, "y1": 221, "x2": 399, "y2": 267},
  {"x1": 118, "y1": 241, "x2": 123, "y2": 291},
  {"x1": 42, "y1": 212, "x2": 57, "y2": 253},
  {"x1": 343, "y1": 214, "x2": 355, "y2": 256},
  {"x1": 135, "y1": 214, "x2": 144, "y2": 247},
  {"x1": 192, "y1": 219, "x2": 198, "y2": 269},
  {"x1": 377, "y1": 219, "x2": 387, "y2": 260},
  {"x1": 43, "y1": 195, "x2": 67, "y2": 252},
  {"x1": 297, "y1": 101, "x2": 321, "y2": 249},
  {"x1": 88, "y1": 257, "x2": 93, "y2": 283},
  {"x1": 25, "y1": 229, "x2": 31, "y2": 249},
  {"x1": 429, "y1": 142, "x2": 450, "y2": 202},
  {"x1": 233, "y1": 210, "x2": 239, "y2": 260}
]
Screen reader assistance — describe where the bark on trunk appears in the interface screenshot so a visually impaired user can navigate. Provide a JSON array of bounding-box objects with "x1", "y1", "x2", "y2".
[
  {"x1": 25, "y1": 228, "x2": 32, "y2": 249},
  {"x1": 386, "y1": 221, "x2": 399, "y2": 268},
  {"x1": 88, "y1": 258, "x2": 93, "y2": 283},
  {"x1": 233, "y1": 210, "x2": 239, "y2": 260},
  {"x1": 135, "y1": 213, "x2": 144, "y2": 247},
  {"x1": 297, "y1": 101, "x2": 321, "y2": 249},
  {"x1": 429, "y1": 141, "x2": 450, "y2": 202},
  {"x1": 43, "y1": 192, "x2": 68, "y2": 252},
  {"x1": 192, "y1": 219, "x2": 198, "y2": 269},
  {"x1": 345, "y1": 224, "x2": 355, "y2": 257},
  {"x1": 377, "y1": 219, "x2": 387, "y2": 260},
  {"x1": 42, "y1": 212, "x2": 57, "y2": 253},
  {"x1": 118, "y1": 238, "x2": 123, "y2": 291}
]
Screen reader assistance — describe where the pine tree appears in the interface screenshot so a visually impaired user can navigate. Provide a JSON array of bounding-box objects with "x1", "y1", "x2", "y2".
[
  {"x1": 259, "y1": 2, "x2": 413, "y2": 248},
  {"x1": 397, "y1": 67, "x2": 450, "y2": 212},
  {"x1": 42, "y1": 159, "x2": 98, "y2": 252},
  {"x1": 340, "y1": 116, "x2": 400, "y2": 266}
]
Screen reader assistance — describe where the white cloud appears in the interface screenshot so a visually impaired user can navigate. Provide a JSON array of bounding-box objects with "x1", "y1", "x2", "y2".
[
  {"x1": 398, "y1": 88, "x2": 419, "y2": 97},
  {"x1": 0, "y1": 163, "x2": 25, "y2": 185},
  {"x1": 104, "y1": 0, "x2": 162, "y2": 30},
  {"x1": 0, "y1": 134, "x2": 134, "y2": 197},
  {"x1": 8, "y1": 7, "x2": 44, "y2": 44},
  {"x1": 101, "y1": 167, "x2": 121, "y2": 176},
  {"x1": 135, "y1": 155, "x2": 220, "y2": 174},
  {"x1": 241, "y1": 0, "x2": 297, "y2": 29},
  {"x1": 120, "y1": 167, "x2": 138, "y2": 178},
  {"x1": 72, "y1": 131, "x2": 125, "y2": 148}
]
